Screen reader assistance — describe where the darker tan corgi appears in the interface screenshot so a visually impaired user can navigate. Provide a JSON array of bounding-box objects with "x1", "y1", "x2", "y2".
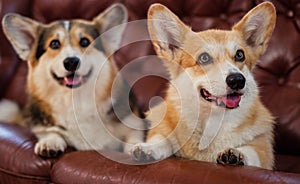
[{"x1": 130, "y1": 2, "x2": 276, "y2": 169}]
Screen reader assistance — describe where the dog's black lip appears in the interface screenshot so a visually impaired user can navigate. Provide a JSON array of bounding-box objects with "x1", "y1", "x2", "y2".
[
  {"x1": 200, "y1": 88, "x2": 213, "y2": 102},
  {"x1": 51, "y1": 68, "x2": 93, "y2": 89},
  {"x1": 200, "y1": 88, "x2": 242, "y2": 109}
]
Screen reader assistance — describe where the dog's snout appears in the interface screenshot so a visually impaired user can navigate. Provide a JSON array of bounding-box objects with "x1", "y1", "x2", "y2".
[
  {"x1": 63, "y1": 57, "x2": 80, "y2": 72},
  {"x1": 226, "y1": 73, "x2": 245, "y2": 90}
]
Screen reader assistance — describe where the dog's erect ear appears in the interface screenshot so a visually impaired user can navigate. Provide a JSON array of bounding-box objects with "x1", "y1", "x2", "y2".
[
  {"x1": 93, "y1": 3, "x2": 127, "y2": 55},
  {"x1": 2, "y1": 13, "x2": 41, "y2": 61},
  {"x1": 148, "y1": 4, "x2": 190, "y2": 60},
  {"x1": 233, "y1": 2, "x2": 276, "y2": 56}
]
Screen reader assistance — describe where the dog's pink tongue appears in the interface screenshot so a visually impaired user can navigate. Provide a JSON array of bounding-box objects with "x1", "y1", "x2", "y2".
[
  {"x1": 64, "y1": 76, "x2": 81, "y2": 86},
  {"x1": 218, "y1": 95, "x2": 241, "y2": 108}
]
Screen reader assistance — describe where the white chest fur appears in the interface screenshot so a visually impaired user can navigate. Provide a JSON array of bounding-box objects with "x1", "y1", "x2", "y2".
[{"x1": 49, "y1": 87, "x2": 122, "y2": 151}]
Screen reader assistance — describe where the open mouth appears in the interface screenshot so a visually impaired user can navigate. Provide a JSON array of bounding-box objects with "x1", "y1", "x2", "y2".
[
  {"x1": 51, "y1": 68, "x2": 93, "y2": 89},
  {"x1": 200, "y1": 88, "x2": 242, "y2": 109}
]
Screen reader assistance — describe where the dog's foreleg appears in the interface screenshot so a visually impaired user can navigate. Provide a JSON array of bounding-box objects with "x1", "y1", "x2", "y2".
[
  {"x1": 32, "y1": 126, "x2": 67, "y2": 158},
  {"x1": 121, "y1": 113, "x2": 146, "y2": 154},
  {"x1": 237, "y1": 146, "x2": 261, "y2": 166},
  {"x1": 130, "y1": 134, "x2": 173, "y2": 162},
  {"x1": 123, "y1": 128, "x2": 145, "y2": 153},
  {"x1": 217, "y1": 134, "x2": 274, "y2": 169},
  {"x1": 238, "y1": 134, "x2": 274, "y2": 169}
]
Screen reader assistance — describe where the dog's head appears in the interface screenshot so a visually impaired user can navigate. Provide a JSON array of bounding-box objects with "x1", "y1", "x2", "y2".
[
  {"x1": 2, "y1": 4, "x2": 127, "y2": 90},
  {"x1": 148, "y1": 2, "x2": 276, "y2": 109}
]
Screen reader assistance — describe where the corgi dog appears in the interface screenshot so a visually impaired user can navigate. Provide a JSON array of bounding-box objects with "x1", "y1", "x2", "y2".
[
  {"x1": 130, "y1": 2, "x2": 276, "y2": 169},
  {"x1": 1, "y1": 4, "x2": 144, "y2": 158}
]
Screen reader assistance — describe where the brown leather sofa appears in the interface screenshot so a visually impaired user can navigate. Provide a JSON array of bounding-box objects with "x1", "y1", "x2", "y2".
[{"x1": 1, "y1": 0, "x2": 300, "y2": 183}]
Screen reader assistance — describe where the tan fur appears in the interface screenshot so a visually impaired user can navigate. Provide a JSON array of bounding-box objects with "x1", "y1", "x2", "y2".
[{"x1": 131, "y1": 2, "x2": 276, "y2": 169}]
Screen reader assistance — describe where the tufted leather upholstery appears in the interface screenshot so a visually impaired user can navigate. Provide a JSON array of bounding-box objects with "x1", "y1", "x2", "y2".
[{"x1": 0, "y1": 0, "x2": 300, "y2": 183}]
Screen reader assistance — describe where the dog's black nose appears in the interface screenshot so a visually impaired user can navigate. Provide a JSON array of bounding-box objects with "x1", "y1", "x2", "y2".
[
  {"x1": 226, "y1": 73, "x2": 246, "y2": 90},
  {"x1": 63, "y1": 57, "x2": 80, "y2": 72}
]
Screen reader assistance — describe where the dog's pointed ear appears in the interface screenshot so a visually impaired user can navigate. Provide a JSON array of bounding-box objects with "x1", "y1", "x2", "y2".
[
  {"x1": 148, "y1": 4, "x2": 190, "y2": 60},
  {"x1": 233, "y1": 2, "x2": 276, "y2": 56},
  {"x1": 2, "y1": 13, "x2": 41, "y2": 61},
  {"x1": 148, "y1": 4, "x2": 191, "y2": 78},
  {"x1": 93, "y1": 3, "x2": 127, "y2": 55}
]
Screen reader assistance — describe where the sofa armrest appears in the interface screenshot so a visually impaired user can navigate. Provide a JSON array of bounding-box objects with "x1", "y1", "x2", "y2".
[
  {"x1": 1, "y1": 122, "x2": 300, "y2": 184},
  {"x1": 51, "y1": 151, "x2": 300, "y2": 184},
  {"x1": 0, "y1": 123, "x2": 54, "y2": 177}
]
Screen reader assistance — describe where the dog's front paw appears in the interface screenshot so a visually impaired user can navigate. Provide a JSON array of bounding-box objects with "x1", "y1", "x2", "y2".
[
  {"x1": 217, "y1": 148, "x2": 244, "y2": 166},
  {"x1": 34, "y1": 134, "x2": 67, "y2": 158},
  {"x1": 130, "y1": 143, "x2": 167, "y2": 162},
  {"x1": 131, "y1": 145, "x2": 155, "y2": 162}
]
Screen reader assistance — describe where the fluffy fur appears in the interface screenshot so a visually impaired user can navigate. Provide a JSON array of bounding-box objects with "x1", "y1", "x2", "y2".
[
  {"x1": 2, "y1": 4, "x2": 144, "y2": 157},
  {"x1": 130, "y1": 2, "x2": 276, "y2": 169}
]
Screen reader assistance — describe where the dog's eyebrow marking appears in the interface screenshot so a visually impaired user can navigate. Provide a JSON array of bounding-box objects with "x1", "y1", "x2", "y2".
[
  {"x1": 80, "y1": 25, "x2": 104, "y2": 52},
  {"x1": 76, "y1": 23, "x2": 99, "y2": 40},
  {"x1": 36, "y1": 30, "x2": 46, "y2": 59},
  {"x1": 36, "y1": 23, "x2": 64, "y2": 60}
]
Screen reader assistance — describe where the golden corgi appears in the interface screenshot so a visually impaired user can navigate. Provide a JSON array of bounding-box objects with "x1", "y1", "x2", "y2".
[
  {"x1": 130, "y1": 2, "x2": 276, "y2": 169},
  {"x1": 1, "y1": 4, "x2": 145, "y2": 158}
]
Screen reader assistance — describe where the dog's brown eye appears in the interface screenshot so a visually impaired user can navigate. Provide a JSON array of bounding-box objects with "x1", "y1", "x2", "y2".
[
  {"x1": 79, "y1": 37, "x2": 90, "y2": 48},
  {"x1": 234, "y1": 49, "x2": 245, "y2": 62},
  {"x1": 197, "y1": 52, "x2": 212, "y2": 65},
  {"x1": 49, "y1": 39, "x2": 60, "y2": 50}
]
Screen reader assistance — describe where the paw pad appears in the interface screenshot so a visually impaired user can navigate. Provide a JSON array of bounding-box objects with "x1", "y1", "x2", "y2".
[
  {"x1": 39, "y1": 148, "x2": 63, "y2": 158},
  {"x1": 132, "y1": 146, "x2": 155, "y2": 162},
  {"x1": 217, "y1": 148, "x2": 244, "y2": 166}
]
